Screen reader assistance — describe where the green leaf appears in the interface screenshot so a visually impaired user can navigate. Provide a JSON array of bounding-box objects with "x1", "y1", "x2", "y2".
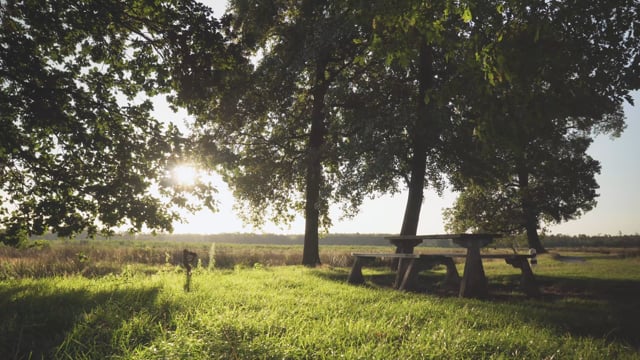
[{"x1": 462, "y1": 8, "x2": 472, "y2": 23}]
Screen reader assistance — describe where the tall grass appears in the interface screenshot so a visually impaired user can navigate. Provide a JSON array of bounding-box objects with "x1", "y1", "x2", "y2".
[
  {"x1": 0, "y1": 241, "x2": 191, "y2": 279},
  {"x1": 0, "y1": 240, "x2": 378, "y2": 279}
]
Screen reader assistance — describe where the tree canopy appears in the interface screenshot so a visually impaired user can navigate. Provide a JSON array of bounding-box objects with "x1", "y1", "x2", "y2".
[
  {"x1": 192, "y1": 0, "x2": 378, "y2": 265},
  {"x1": 361, "y1": 0, "x2": 484, "y2": 237},
  {"x1": 191, "y1": 0, "x2": 638, "y2": 260},
  {"x1": 444, "y1": 0, "x2": 639, "y2": 251},
  {"x1": 0, "y1": 0, "x2": 224, "y2": 244}
]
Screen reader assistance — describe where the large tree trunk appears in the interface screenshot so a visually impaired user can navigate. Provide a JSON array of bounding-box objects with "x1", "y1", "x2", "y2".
[
  {"x1": 303, "y1": 145, "x2": 322, "y2": 266},
  {"x1": 517, "y1": 165, "x2": 547, "y2": 253},
  {"x1": 302, "y1": 58, "x2": 330, "y2": 267},
  {"x1": 400, "y1": 43, "x2": 434, "y2": 237},
  {"x1": 400, "y1": 136, "x2": 428, "y2": 236}
]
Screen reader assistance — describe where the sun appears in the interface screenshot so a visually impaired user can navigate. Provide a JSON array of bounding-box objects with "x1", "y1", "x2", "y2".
[{"x1": 172, "y1": 164, "x2": 199, "y2": 187}]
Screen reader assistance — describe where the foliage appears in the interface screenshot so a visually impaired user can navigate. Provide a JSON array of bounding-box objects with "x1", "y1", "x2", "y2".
[
  {"x1": 445, "y1": 0, "x2": 639, "y2": 251},
  {"x1": 359, "y1": 0, "x2": 482, "y2": 236},
  {"x1": 445, "y1": 135, "x2": 603, "y2": 235},
  {"x1": 190, "y1": 0, "x2": 500, "y2": 263},
  {"x1": 0, "y1": 0, "x2": 223, "y2": 243},
  {"x1": 0, "y1": 226, "x2": 29, "y2": 247},
  {"x1": 193, "y1": 0, "x2": 380, "y2": 265}
]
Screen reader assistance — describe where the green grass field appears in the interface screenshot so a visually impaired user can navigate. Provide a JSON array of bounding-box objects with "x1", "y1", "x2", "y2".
[{"x1": 1, "y1": 242, "x2": 639, "y2": 359}]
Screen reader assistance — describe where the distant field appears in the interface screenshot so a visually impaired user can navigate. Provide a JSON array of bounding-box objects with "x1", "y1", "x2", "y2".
[
  {"x1": 1, "y1": 240, "x2": 639, "y2": 359},
  {"x1": 2, "y1": 237, "x2": 639, "y2": 279},
  {"x1": 1, "y1": 240, "x2": 384, "y2": 278},
  {"x1": 27, "y1": 232, "x2": 640, "y2": 248}
]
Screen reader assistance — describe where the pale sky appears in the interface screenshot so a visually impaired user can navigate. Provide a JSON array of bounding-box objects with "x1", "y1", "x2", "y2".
[{"x1": 166, "y1": 1, "x2": 640, "y2": 236}]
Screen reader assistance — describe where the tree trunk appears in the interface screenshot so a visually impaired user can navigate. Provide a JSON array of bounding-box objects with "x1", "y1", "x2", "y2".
[
  {"x1": 400, "y1": 137, "x2": 427, "y2": 236},
  {"x1": 302, "y1": 57, "x2": 329, "y2": 267},
  {"x1": 517, "y1": 165, "x2": 547, "y2": 253},
  {"x1": 400, "y1": 42, "x2": 434, "y2": 237},
  {"x1": 524, "y1": 215, "x2": 545, "y2": 253}
]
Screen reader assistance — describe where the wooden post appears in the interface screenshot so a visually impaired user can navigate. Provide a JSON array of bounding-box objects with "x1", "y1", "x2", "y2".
[
  {"x1": 183, "y1": 249, "x2": 197, "y2": 292},
  {"x1": 389, "y1": 238, "x2": 423, "y2": 270},
  {"x1": 347, "y1": 257, "x2": 367, "y2": 284},
  {"x1": 459, "y1": 243, "x2": 488, "y2": 298},
  {"x1": 505, "y1": 256, "x2": 540, "y2": 297},
  {"x1": 439, "y1": 257, "x2": 461, "y2": 286},
  {"x1": 393, "y1": 258, "x2": 420, "y2": 290}
]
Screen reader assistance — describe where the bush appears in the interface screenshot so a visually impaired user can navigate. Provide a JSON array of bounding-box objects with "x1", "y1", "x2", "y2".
[{"x1": 0, "y1": 227, "x2": 29, "y2": 247}]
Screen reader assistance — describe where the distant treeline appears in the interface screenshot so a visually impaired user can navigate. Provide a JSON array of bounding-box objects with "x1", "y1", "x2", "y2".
[
  {"x1": 32, "y1": 232, "x2": 640, "y2": 248},
  {"x1": 540, "y1": 234, "x2": 640, "y2": 248}
]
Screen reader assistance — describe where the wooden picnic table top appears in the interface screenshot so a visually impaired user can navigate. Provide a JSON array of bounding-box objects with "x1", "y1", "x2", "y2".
[{"x1": 385, "y1": 233, "x2": 502, "y2": 249}]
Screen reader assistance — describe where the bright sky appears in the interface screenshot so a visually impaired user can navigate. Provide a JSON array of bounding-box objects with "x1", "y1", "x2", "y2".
[{"x1": 164, "y1": 1, "x2": 640, "y2": 236}]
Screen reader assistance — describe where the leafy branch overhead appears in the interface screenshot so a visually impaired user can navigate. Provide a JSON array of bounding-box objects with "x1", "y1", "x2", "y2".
[
  {"x1": 0, "y1": 0, "x2": 229, "y2": 243},
  {"x1": 445, "y1": 0, "x2": 639, "y2": 252}
]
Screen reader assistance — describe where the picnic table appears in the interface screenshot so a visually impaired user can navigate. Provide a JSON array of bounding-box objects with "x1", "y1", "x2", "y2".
[{"x1": 348, "y1": 234, "x2": 538, "y2": 298}]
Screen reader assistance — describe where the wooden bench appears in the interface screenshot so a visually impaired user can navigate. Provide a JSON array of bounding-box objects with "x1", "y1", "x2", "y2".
[
  {"x1": 348, "y1": 253, "x2": 539, "y2": 297},
  {"x1": 348, "y1": 253, "x2": 460, "y2": 290}
]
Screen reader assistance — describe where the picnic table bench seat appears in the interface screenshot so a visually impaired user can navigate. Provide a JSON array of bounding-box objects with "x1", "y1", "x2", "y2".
[{"x1": 348, "y1": 253, "x2": 461, "y2": 289}]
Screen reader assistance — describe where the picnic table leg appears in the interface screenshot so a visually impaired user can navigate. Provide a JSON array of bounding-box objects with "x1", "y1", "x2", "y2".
[
  {"x1": 440, "y1": 257, "x2": 461, "y2": 286},
  {"x1": 347, "y1": 257, "x2": 366, "y2": 284},
  {"x1": 394, "y1": 257, "x2": 412, "y2": 289},
  {"x1": 459, "y1": 245, "x2": 488, "y2": 298},
  {"x1": 399, "y1": 258, "x2": 424, "y2": 291},
  {"x1": 390, "y1": 239, "x2": 423, "y2": 270},
  {"x1": 505, "y1": 257, "x2": 541, "y2": 297}
]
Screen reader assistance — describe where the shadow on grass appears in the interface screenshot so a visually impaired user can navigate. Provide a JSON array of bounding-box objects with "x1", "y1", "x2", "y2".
[
  {"x1": 313, "y1": 266, "x2": 462, "y2": 295},
  {"x1": 523, "y1": 275, "x2": 640, "y2": 349},
  {"x1": 312, "y1": 267, "x2": 640, "y2": 350},
  {"x1": 0, "y1": 282, "x2": 161, "y2": 360}
]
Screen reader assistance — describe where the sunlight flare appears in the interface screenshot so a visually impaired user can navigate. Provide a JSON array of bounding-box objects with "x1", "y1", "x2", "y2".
[{"x1": 172, "y1": 164, "x2": 199, "y2": 187}]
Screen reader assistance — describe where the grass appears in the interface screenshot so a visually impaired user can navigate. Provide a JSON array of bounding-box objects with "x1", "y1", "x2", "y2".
[{"x1": 1, "y1": 242, "x2": 639, "y2": 359}]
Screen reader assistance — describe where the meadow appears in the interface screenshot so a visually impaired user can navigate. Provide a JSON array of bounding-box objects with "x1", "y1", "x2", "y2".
[{"x1": 1, "y1": 239, "x2": 639, "y2": 359}]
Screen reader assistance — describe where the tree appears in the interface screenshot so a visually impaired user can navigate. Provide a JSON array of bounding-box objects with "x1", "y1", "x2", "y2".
[
  {"x1": 345, "y1": 0, "x2": 484, "y2": 238},
  {"x1": 445, "y1": 0, "x2": 638, "y2": 252},
  {"x1": 191, "y1": 0, "x2": 375, "y2": 266},
  {"x1": 445, "y1": 133, "x2": 605, "y2": 251},
  {"x1": 0, "y1": 0, "x2": 223, "y2": 244}
]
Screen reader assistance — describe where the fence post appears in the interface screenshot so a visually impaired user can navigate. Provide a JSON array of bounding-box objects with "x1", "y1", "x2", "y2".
[{"x1": 183, "y1": 249, "x2": 197, "y2": 292}]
